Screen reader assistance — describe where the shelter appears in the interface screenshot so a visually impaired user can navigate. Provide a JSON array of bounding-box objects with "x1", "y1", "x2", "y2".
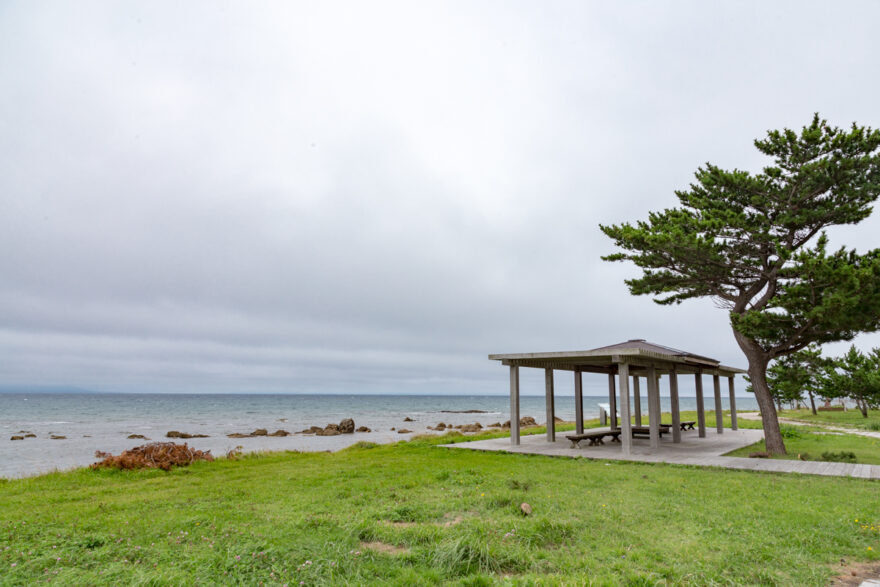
[{"x1": 488, "y1": 339, "x2": 747, "y2": 455}]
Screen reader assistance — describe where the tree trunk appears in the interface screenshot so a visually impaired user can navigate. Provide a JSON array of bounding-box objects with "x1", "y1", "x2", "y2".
[
  {"x1": 858, "y1": 397, "x2": 868, "y2": 417},
  {"x1": 808, "y1": 390, "x2": 817, "y2": 415},
  {"x1": 732, "y1": 330, "x2": 787, "y2": 454}
]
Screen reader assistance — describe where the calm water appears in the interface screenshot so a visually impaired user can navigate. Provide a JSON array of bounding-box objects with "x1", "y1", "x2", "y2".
[{"x1": 0, "y1": 393, "x2": 758, "y2": 478}]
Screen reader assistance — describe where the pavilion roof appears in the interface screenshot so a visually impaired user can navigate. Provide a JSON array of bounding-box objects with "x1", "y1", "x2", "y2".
[{"x1": 489, "y1": 339, "x2": 746, "y2": 377}]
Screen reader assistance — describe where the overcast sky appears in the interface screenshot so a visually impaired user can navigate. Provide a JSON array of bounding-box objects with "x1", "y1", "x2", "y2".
[{"x1": 1, "y1": 1, "x2": 879, "y2": 396}]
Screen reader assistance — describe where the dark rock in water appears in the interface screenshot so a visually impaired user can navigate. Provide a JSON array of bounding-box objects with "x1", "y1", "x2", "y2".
[
  {"x1": 127, "y1": 434, "x2": 149, "y2": 440},
  {"x1": 434, "y1": 423, "x2": 447, "y2": 431},
  {"x1": 397, "y1": 428, "x2": 412, "y2": 434},
  {"x1": 24, "y1": 433, "x2": 37, "y2": 438},
  {"x1": 10, "y1": 435, "x2": 24, "y2": 441},
  {"x1": 403, "y1": 417, "x2": 414, "y2": 422},
  {"x1": 441, "y1": 410, "x2": 488, "y2": 413},
  {"x1": 338, "y1": 418, "x2": 355, "y2": 434},
  {"x1": 391, "y1": 427, "x2": 396, "y2": 431},
  {"x1": 227, "y1": 428, "x2": 280, "y2": 438},
  {"x1": 297, "y1": 426, "x2": 325, "y2": 434},
  {"x1": 317, "y1": 427, "x2": 340, "y2": 436},
  {"x1": 166, "y1": 431, "x2": 209, "y2": 439},
  {"x1": 487, "y1": 422, "x2": 501, "y2": 428},
  {"x1": 50, "y1": 435, "x2": 67, "y2": 440},
  {"x1": 356, "y1": 426, "x2": 371, "y2": 433}
]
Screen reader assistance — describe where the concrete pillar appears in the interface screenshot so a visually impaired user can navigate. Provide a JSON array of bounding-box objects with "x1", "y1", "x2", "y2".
[
  {"x1": 632, "y1": 376, "x2": 642, "y2": 426},
  {"x1": 728, "y1": 376, "x2": 738, "y2": 430},
  {"x1": 509, "y1": 365, "x2": 520, "y2": 446},
  {"x1": 669, "y1": 366, "x2": 681, "y2": 443},
  {"x1": 646, "y1": 364, "x2": 661, "y2": 449},
  {"x1": 713, "y1": 373, "x2": 723, "y2": 434},
  {"x1": 617, "y1": 362, "x2": 632, "y2": 455},
  {"x1": 608, "y1": 372, "x2": 618, "y2": 429},
  {"x1": 574, "y1": 369, "x2": 584, "y2": 435},
  {"x1": 695, "y1": 370, "x2": 706, "y2": 438},
  {"x1": 545, "y1": 368, "x2": 555, "y2": 442}
]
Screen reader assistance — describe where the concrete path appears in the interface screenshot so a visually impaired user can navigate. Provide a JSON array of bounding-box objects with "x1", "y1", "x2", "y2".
[
  {"x1": 738, "y1": 411, "x2": 880, "y2": 440},
  {"x1": 444, "y1": 427, "x2": 880, "y2": 479}
]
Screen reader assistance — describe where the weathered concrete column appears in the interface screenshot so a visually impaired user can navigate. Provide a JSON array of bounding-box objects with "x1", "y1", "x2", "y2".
[
  {"x1": 728, "y1": 376, "x2": 738, "y2": 430},
  {"x1": 713, "y1": 373, "x2": 724, "y2": 434},
  {"x1": 617, "y1": 362, "x2": 632, "y2": 455},
  {"x1": 509, "y1": 365, "x2": 520, "y2": 446},
  {"x1": 574, "y1": 369, "x2": 584, "y2": 435},
  {"x1": 669, "y1": 366, "x2": 681, "y2": 443},
  {"x1": 632, "y1": 376, "x2": 642, "y2": 426},
  {"x1": 545, "y1": 368, "x2": 555, "y2": 442},
  {"x1": 695, "y1": 370, "x2": 706, "y2": 438},
  {"x1": 608, "y1": 372, "x2": 618, "y2": 429},
  {"x1": 646, "y1": 364, "x2": 661, "y2": 449}
]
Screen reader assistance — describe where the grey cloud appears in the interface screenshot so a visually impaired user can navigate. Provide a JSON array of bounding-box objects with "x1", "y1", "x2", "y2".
[{"x1": 1, "y1": 1, "x2": 879, "y2": 394}]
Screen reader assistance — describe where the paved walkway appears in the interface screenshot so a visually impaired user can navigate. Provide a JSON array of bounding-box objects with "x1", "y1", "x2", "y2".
[{"x1": 444, "y1": 427, "x2": 880, "y2": 479}]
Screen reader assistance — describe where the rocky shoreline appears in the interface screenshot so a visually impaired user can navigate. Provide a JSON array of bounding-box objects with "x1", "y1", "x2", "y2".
[{"x1": 8, "y1": 415, "x2": 542, "y2": 444}]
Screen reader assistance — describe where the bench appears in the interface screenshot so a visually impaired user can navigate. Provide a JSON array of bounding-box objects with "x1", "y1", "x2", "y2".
[
  {"x1": 566, "y1": 429, "x2": 621, "y2": 448},
  {"x1": 678, "y1": 421, "x2": 696, "y2": 430},
  {"x1": 629, "y1": 425, "x2": 669, "y2": 437}
]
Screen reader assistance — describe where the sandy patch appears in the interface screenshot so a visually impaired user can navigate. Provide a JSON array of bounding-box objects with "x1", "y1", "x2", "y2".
[
  {"x1": 830, "y1": 561, "x2": 880, "y2": 586},
  {"x1": 360, "y1": 541, "x2": 409, "y2": 555}
]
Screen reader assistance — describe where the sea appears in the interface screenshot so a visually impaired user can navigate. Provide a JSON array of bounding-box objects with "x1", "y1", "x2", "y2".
[{"x1": 0, "y1": 392, "x2": 759, "y2": 479}]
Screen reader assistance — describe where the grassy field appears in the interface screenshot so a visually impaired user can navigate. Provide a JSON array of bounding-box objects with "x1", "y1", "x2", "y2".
[
  {"x1": 1, "y1": 430, "x2": 879, "y2": 586},
  {"x1": 777, "y1": 408, "x2": 880, "y2": 430}
]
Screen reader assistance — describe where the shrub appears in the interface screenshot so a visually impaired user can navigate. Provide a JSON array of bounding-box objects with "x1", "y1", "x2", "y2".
[
  {"x1": 91, "y1": 442, "x2": 214, "y2": 471},
  {"x1": 779, "y1": 425, "x2": 803, "y2": 439},
  {"x1": 820, "y1": 451, "x2": 857, "y2": 463}
]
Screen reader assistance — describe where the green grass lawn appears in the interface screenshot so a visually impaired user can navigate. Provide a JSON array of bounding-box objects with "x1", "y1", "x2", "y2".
[
  {"x1": 726, "y1": 426, "x2": 880, "y2": 465},
  {"x1": 777, "y1": 408, "x2": 880, "y2": 430},
  {"x1": 1, "y1": 432, "x2": 879, "y2": 586}
]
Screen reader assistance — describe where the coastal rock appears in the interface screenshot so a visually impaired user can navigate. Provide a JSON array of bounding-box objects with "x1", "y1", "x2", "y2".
[
  {"x1": 458, "y1": 423, "x2": 483, "y2": 433},
  {"x1": 487, "y1": 422, "x2": 501, "y2": 428},
  {"x1": 502, "y1": 416, "x2": 537, "y2": 429},
  {"x1": 553, "y1": 416, "x2": 564, "y2": 423},
  {"x1": 356, "y1": 426, "x2": 371, "y2": 433},
  {"x1": 297, "y1": 426, "x2": 324, "y2": 435},
  {"x1": 166, "y1": 431, "x2": 209, "y2": 439},
  {"x1": 24, "y1": 433, "x2": 37, "y2": 438},
  {"x1": 127, "y1": 434, "x2": 149, "y2": 439},
  {"x1": 441, "y1": 409, "x2": 488, "y2": 414},
  {"x1": 397, "y1": 428, "x2": 412, "y2": 434},
  {"x1": 50, "y1": 435, "x2": 67, "y2": 440},
  {"x1": 10, "y1": 435, "x2": 24, "y2": 441},
  {"x1": 227, "y1": 428, "x2": 284, "y2": 438},
  {"x1": 339, "y1": 418, "x2": 355, "y2": 434},
  {"x1": 403, "y1": 417, "x2": 414, "y2": 422}
]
